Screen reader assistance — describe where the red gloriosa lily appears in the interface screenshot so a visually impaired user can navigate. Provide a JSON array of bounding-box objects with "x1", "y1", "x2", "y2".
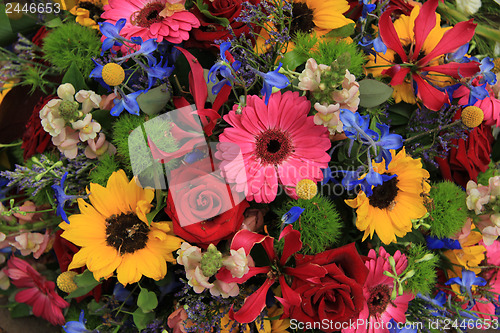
[
  {"x1": 216, "y1": 225, "x2": 328, "y2": 323},
  {"x1": 378, "y1": 0, "x2": 480, "y2": 111}
]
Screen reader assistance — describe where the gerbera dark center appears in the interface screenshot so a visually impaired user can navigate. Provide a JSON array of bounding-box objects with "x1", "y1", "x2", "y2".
[
  {"x1": 131, "y1": 2, "x2": 165, "y2": 28},
  {"x1": 78, "y1": 1, "x2": 104, "y2": 21},
  {"x1": 367, "y1": 284, "x2": 391, "y2": 315},
  {"x1": 289, "y1": 2, "x2": 316, "y2": 36},
  {"x1": 255, "y1": 129, "x2": 293, "y2": 165},
  {"x1": 368, "y1": 174, "x2": 399, "y2": 209},
  {"x1": 105, "y1": 213, "x2": 149, "y2": 255}
]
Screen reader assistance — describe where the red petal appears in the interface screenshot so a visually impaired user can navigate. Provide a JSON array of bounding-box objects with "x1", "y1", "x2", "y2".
[
  {"x1": 212, "y1": 84, "x2": 231, "y2": 112},
  {"x1": 230, "y1": 229, "x2": 277, "y2": 262},
  {"x1": 411, "y1": 0, "x2": 438, "y2": 61},
  {"x1": 413, "y1": 74, "x2": 449, "y2": 111},
  {"x1": 230, "y1": 279, "x2": 275, "y2": 323},
  {"x1": 275, "y1": 275, "x2": 301, "y2": 318},
  {"x1": 175, "y1": 47, "x2": 207, "y2": 111},
  {"x1": 422, "y1": 61, "x2": 480, "y2": 79},
  {"x1": 216, "y1": 266, "x2": 270, "y2": 283},
  {"x1": 417, "y1": 19, "x2": 477, "y2": 66},
  {"x1": 284, "y1": 262, "x2": 327, "y2": 283},
  {"x1": 379, "y1": 8, "x2": 408, "y2": 63},
  {"x1": 279, "y1": 225, "x2": 302, "y2": 266},
  {"x1": 383, "y1": 66, "x2": 410, "y2": 86}
]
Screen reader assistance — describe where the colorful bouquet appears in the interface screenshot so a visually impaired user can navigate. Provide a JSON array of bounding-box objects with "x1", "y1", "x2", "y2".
[{"x1": 1, "y1": 0, "x2": 500, "y2": 331}]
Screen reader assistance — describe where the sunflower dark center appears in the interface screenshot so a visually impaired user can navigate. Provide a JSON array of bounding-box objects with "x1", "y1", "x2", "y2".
[
  {"x1": 368, "y1": 174, "x2": 399, "y2": 209},
  {"x1": 105, "y1": 213, "x2": 149, "y2": 255},
  {"x1": 131, "y1": 2, "x2": 165, "y2": 28},
  {"x1": 78, "y1": 1, "x2": 104, "y2": 22},
  {"x1": 288, "y1": 2, "x2": 315, "y2": 36},
  {"x1": 367, "y1": 284, "x2": 391, "y2": 315},
  {"x1": 255, "y1": 129, "x2": 293, "y2": 165}
]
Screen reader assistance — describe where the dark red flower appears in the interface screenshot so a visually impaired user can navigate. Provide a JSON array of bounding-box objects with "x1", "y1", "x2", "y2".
[
  {"x1": 21, "y1": 95, "x2": 55, "y2": 160},
  {"x1": 165, "y1": 158, "x2": 249, "y2": 248},
  {"x1": 436, "y1": 109, "x2": 494, "y2": 187},
  {"x1": 187, "y1": 0, "x2": 260, "y2": 49},
  {"x1": 217, "y1": 226, "x2": 328, "y2": 323},
  {"x1": 288, "y1": 243, "x2": 368, "y2": 331}
]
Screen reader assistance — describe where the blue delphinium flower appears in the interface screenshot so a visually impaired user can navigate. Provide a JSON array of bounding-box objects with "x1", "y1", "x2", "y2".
[
  {"x1": 52, "y1": 172, "x2": 81, "y2": 224},
  {"x1": 477, "y1": 57, "x2": 497, "y2": 85},
  {"x1": 144, "y1": 57, "x2": 174, "y2": 90},
  {"x1": 425, "y1": 236, "x2": 462, "y2": 250},
  {"x1": 339, "y1": 109, "x2": 379, "y2": 144},
  {"x1": 207, "y1": 42, "x2": 241, "y2": 95},
  {"x1": 254, "y1": 63, "x2": 290, "y2": 105},
  {"x1": 361, "y1": 0, "x2": 376, "y2": 20},
  {"x1": 110, "y1": 90, "x2": 144, "y2": 116},
  {"x1": 445, "y1": 269, "x2": 487, "y2": 300},
  {"x1": 99, "y1": 18, "x2": 126, "y2": 55},
  {"x1": 282, "y1": 206, "x2": 304, "y2": 225},
  {"x1": 417, "y1": 291, "x2": 447, "y2": 317},
  {"x1": 373, "y1": 123, "x2": 404, "y2": 167},
  {"x1": 115, "y1": 38, "x2": 157, "y2": 63},
  {"x1": 387, "y1": 319, "x2": 418, "y2": 333},
  {"x1": 63, "y1": 310, "x2": 92, "y2": 333}
]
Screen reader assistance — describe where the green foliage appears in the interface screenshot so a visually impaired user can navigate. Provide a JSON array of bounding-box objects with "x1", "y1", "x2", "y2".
[
  {"x1": 112, "y1": 113, "x2": 179, "y2": 178},
  {"x1": 477, "y1": 162, "x2": 499, "y2": 185},
  {"x1": 426, "y1": 181, "x2": 468, "y2": 238},
  {"x1": 274, "y1": 195, "x2": 342, "y2": 255},
  {"x1": 404, "y1": 244, "x2": 439, "y2": 295},
  {"x1": 42, "y1": 22, "x2": 101, "y2": 77},
  {"x1": 293, "y1": 31, "x2": 366, "y2": 77},
  {"x1": 88, "y1": 153, "x2": 120, "y2": 186},
  {"x1": 19, "y1": 65, "x2": 54, "y2": 94},
  {"x1": 358, "y1": 79, "x2": 394, "y2": 108}
]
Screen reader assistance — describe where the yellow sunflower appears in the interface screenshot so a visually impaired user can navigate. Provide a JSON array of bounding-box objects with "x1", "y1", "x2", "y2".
[
  {"x1": 255, "y1": 0, "x2": 354, "y2": 55},
  {"x1": 345, "y1": 148, "x2": 431, "y2": 245},
  {"x1": 59, "y1": 170, "x2": 183, "y2": 285},
  {"x1": 69, "y1": 0, "x2": 108, "y2": 29},
  {"x1": 365, "y1": 4, "x2": 453, "y2": 104}
]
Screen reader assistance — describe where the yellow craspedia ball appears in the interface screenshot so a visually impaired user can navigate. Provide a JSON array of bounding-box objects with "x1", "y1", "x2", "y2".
[
  {"x1": 461, "y1": 106, "x2": 484, "y2": 128},
  {"x1": 56, "y1": 271, "x2": 78, "y2": 294},
  {"x1": 492, "y1": 58, "x2": 500, "y2": 74},
  {"x1": 102, "y1": 63, "x2": 125, "y2": 86},
  {"x1": 295, "y1": 179, "x2": 318, "y2": 200}
]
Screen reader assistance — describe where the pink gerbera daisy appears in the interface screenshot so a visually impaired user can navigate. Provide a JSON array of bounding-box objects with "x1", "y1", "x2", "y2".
[
  {"x1": 343, "y1": 247, "x2": 414, "y2": 333},
  {"x1": 5, "y1": 256, "x2": 69, "y2": 326},
  {"x1": 216, "y1": 91, "x2": 331, "y2": 203},
  {"x1": 101, "y1": 0, "x2": 200, "y2": 44}
]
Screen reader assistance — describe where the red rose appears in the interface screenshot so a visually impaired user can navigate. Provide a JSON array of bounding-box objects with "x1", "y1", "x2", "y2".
[
  {"x1": 165, "y1": 158, "x2": 249, "y2": 247},
  {"x1": 289, "y1": 243, "x2": 369, "y2": 331},
  {"x1": 436, "y1": 110, "x2": 494, "y2": 188},
  {"x1": 187, "y1": 0, "x2": 260, "y2": 49},
  {"x1": 21, "y1": 95, "x2": 55, "y2": 160}
]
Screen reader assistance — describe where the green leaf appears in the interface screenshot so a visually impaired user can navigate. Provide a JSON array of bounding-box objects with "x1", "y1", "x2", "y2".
[
  {"x1": 133, "y1": 308, "x2": 155, "y2": 330},
  {"x1": 358, "y1": 79, "x2": 394, "y2": 108},
  {"x1": 87, "y1": 299, "x2": 107, "y2": 315},
  {"x1": 62, "y1": 62, "x2": 89, "y2": 92},
  {"x1": 45, "y1": 17, "x2": 62, "y2": 28},
  {"x1": 195, "y1": 0, "x2": 230, "y2": 27},
  {"x1": 324, "y1": 23, "x2": 355, "y2": 38},
  {"x1": 0, "y1": 5, "x2": 39, "y2": 47},
  {"x1": 66, "y1": 269, "x2": 101, "y2": 299},
  {"x1": 280, "y1": 50, "x2": 307, "y2": 71},
  {"x1": 137, "y1": 84, "x2": 171, "y2": 115},
  {"x1": 137, "y1": 288, "x2": 158, "y2": 313},
  {"x1": 9, "y1": 303, "x2": 31, "y2": 318}
]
